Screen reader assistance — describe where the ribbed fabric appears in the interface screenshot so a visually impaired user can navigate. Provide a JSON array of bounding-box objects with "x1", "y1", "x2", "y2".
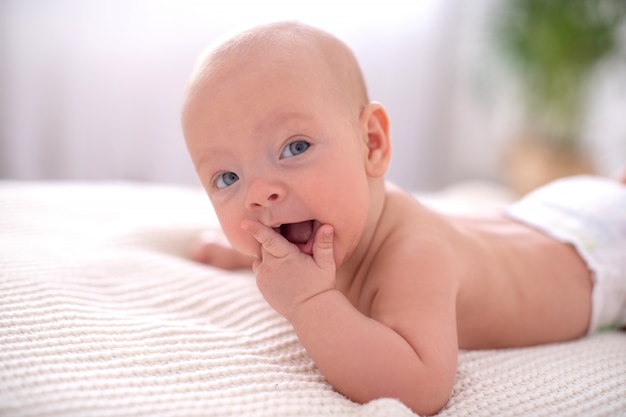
[{"x1": 1, "y1": 182, "x2": 625, "y2": 417}]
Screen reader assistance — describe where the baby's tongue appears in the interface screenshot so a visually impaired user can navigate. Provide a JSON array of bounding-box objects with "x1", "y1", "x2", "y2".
[{"x1": 281, "y1": 221, "x2": 314, "y2": 244}]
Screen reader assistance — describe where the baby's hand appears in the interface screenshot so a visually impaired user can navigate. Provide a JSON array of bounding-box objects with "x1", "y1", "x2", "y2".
[
  {"x1": 242, "y1": 220, "x2": 336, "y2": 319},
  {"x1": 190, "y1": 229, "x2": 255, "y2": 270}
]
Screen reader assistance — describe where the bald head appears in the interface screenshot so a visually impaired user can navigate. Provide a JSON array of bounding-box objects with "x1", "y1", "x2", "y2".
[
  {"x1": 181, "y1": 21, "x2": 392, "y2": 249},
  {"x1": 182, "y1": 21, "x2": 369, "y2": 124}
]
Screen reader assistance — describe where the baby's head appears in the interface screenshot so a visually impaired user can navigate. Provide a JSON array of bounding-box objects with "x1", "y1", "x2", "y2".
[
  {"x1": 182, "y1": 21, "x2": 391, "y2": 267},
  {"x1": 183, "y1": 21, "x2": 369, "y2": 129}
]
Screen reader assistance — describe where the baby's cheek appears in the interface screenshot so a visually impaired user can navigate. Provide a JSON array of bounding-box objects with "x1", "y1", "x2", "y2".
[
  {"x1": 332, "y1": 241, "x2": 346, "y2": 268},
  {"x1": 228, "y1": 229, "x2": 262, "y2": 259},
  {"x1": 242, "y1": 239, "x2": 262, "y2": 259},
  {"x1": 213, "y1": 216, "x2": 249, "y2": 255},
  {"x1": 331, "y1": 228, "x2": 361, "y2": 269}
]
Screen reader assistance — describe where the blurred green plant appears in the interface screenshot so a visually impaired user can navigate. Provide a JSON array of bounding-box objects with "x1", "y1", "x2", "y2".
[{"x1": 492, "y1": 0, "x2": 626, "y2": 151}]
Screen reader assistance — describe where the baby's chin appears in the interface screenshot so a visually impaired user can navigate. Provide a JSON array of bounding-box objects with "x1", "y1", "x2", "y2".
[{"x1": 230, "y1": 237, "x2": 261, "y2": 260}]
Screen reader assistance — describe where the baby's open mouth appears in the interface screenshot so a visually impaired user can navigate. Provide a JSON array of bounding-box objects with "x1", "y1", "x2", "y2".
[{"x1": 274, "y1": 220, "x2": 321, "y2": 255}]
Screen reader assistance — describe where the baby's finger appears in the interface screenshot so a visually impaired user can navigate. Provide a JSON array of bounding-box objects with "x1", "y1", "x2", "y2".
[
  {"x1": 241, "y1": 220, "x2": 291, "y2": 259},
  {"x1": 313, "y1": 224, "x2": 335, "y2": 271}
]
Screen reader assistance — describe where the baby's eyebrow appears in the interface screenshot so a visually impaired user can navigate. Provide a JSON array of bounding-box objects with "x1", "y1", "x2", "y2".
[
  {"x1": 194, "y1": 148, "x2": 225, "y2": 172},
  {"x1": 255, "y1": 110, "x2": 312, "y2": 133}
]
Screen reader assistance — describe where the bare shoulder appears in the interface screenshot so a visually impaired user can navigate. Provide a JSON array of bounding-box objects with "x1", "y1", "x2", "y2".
[
  {"x1": 368, "y1": 183, "x2": 462, "y2": 303},
  {"x1": 364, "y1": 185, "x2": 460, "y2": 373}
]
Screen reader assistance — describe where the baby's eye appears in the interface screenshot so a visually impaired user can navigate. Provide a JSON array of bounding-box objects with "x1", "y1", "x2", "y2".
[
  {"x1": 281, "y1": 140, "x2": 310, "y2": 158},
  {"x1": 215, "y1": 172, "x2": 239, "y2": 189}
]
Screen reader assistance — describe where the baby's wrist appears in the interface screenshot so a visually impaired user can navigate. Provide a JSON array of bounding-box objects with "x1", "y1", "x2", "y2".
[{"x1": 287, "y1": 288, "x2": 345, "y2": 325}]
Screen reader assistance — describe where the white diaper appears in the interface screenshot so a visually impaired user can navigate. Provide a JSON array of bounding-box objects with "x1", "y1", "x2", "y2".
[{"x1": 505, "y1": 176, "x2": 626, "y2": 334}]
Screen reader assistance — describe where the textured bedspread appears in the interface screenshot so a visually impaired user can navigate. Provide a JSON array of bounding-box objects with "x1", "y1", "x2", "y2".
[{"x1": 1, "y1": 181, "x2": 624, "y2": 417}]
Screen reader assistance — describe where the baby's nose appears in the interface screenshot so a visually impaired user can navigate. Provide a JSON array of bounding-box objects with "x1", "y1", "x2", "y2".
[{"x1": 244, "y1": 178, "x2": 285, "y2": 209}]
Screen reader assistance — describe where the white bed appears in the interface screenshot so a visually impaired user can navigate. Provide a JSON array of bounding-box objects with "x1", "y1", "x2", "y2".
[{"x1": 1, "y1": 181, "x2": 625, "y2": 417}]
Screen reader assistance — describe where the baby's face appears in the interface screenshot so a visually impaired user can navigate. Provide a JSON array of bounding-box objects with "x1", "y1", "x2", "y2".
[{"x1": 184, "y1": 53, "x2": 373, "y2": 267}]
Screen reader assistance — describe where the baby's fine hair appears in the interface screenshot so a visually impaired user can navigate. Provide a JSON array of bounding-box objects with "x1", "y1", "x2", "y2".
[{"x1": 191, "y1": 21, "x2": 370, "y2": 110}]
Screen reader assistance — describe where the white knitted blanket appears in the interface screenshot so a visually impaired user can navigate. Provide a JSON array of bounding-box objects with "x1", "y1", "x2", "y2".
[{"x1": 1, "y1": 181, "x2": 625, "y2": 417}]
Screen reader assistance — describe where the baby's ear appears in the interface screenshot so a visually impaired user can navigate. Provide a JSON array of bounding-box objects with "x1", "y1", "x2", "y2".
[{"x1": 360, "y1": 102, "x2": 391, "y2": 177}]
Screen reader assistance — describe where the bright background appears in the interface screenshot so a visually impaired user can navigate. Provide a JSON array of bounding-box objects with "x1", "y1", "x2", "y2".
[{"x1": 1, "y1": 0, "x2": 625, "y2": 191}]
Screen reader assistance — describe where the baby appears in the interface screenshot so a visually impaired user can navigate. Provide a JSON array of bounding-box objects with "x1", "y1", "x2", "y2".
[{"x1": 181, "y1": 21, "x2": 626, "y2": 416}]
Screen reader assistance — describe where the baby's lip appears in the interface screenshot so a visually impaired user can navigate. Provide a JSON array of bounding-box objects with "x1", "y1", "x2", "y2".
[{"x1": 274, "y1": 220, "x2": 321, "y2": 255}]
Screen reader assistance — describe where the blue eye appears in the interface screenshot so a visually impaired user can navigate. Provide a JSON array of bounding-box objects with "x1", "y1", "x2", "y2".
[
  {"x1": 281, "y1": 140, "x2": 310, "y2": 158},
  {"x1": 215, "y1": 171, "x2": 239, "y2": 189}
]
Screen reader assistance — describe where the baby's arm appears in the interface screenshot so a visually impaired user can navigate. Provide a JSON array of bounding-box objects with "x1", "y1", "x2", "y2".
[
  {"x1": 244, "y1": 221, "x2": 458, "y2": 416},
  {"x1": 190, "y1": 230, "x2": 254, "y2": 270}
]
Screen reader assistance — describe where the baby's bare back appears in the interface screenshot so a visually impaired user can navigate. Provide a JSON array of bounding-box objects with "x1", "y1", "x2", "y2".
[
  {"x1": 365, "y1": 185, "x2": 594, "y2": 351},
  {"x1": 451, "y1": 214, "x2": 592, "y2": 349}
]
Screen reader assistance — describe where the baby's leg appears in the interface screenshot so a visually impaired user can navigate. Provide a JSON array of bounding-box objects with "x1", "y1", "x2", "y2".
[{"x1": 190, "y1": 230, "x2": 255, "y2": 270}]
